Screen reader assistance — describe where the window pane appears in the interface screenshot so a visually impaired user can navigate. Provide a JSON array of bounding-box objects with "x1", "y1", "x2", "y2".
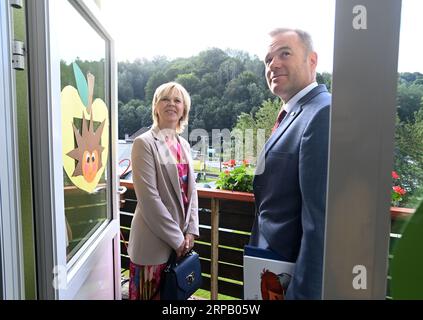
[{"x1": 58, "y1": 0, "x2": 109, "y2": 261}]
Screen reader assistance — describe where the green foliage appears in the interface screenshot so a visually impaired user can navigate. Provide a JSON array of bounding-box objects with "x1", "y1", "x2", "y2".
[
  {"x1": 390, "y1": 197, "x2": 423, "y2": 299},
  {"x1": 391, "y1": 170, "x2": 407, "y2": 207},
  {"x1": 118, "y1": 99, "x2": 152, "y2": 137},
  {"x1": 397, "y1": 83, "x2": 423, "y2": 122},
  {"x1": 316, "y1": 72, "x2": 332, "y2": 92},
  {"x1": 394, "y1": 107, "x2": 423, "y2": 206},
  {"x1": 116, "y1": 53, "x2": 423, "y2": 209},
  {"x1": 215, "y1": 164, "x2": 253, "y2": 193},
  {"x1": 406, "y1": 186, "x2": 423, "y2": 209},
  {"x1": 394, "y1": 72, "x2": 423, "y2": 208},
  {"x1": 175, "y1": 73, "x2": 201, "y2": 93},
  {"x1": 118, "y1": 70, "x2": 134, "y2": 102},
  {"x1": 117, "y1": 49, "x2": 270, "y2": 139},
  {"x1": 194, "y1": 288, "x2": 239, "y2": 300},
  {"x1": 234, "y1": 113, "x2": 256, "y2": 132},
  {"x1": 61, "y1": 58, "x2": 105, "y2": 100},
  {"x1": 144, "y1": 71, "x2": 168, "y2": 103},
  {"x1": 399, "y1": 72, "x2": 423, "y2": 85},
  {"x1": 255, "y1": 99, "x2": 281, "y2": 140},
  {"x1": 224, "y1": 71, "x2": 258, "y2": 102},
  {"x1": 195, "y1": 48, "x2": 228, "y2": 76},
  {"x1": 232, "y1": 99, "x2": 280, "y2": 158}
]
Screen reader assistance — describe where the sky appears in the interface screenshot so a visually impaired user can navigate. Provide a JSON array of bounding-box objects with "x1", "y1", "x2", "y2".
[{"x1": 94, "y1": 0, "x2": 423, "y2": 73}]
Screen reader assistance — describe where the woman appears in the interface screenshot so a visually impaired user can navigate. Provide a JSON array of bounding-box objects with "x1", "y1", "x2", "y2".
[{"x1": 127, "y1": 82, "x2": 199, "y2": 300}]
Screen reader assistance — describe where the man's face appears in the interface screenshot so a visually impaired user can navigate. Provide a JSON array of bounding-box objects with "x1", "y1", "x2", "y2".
[{"x1": 264, "y1": 31, "x2": 317, "y2": 102}]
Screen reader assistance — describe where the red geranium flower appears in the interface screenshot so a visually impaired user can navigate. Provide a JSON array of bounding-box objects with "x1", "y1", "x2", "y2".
[
  {"x1": 392, "y1": 186, "x2": 406, "y2": 195},
  {"x1": 391, "y1": 171, "x2": 407, "y2": 206},
  {"x1": 391, "y1": 171, "x2": 399, "y2": 180}
]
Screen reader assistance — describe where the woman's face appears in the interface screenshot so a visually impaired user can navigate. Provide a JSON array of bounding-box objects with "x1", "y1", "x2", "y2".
[{"x1": 155, "y1": 89, "x2": 185, "y2": 130}]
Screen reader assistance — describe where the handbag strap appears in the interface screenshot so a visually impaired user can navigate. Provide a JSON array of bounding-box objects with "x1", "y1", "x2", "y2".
[
  {"x1": 165, "y1": 249, "x2": 196, "y2": 270},
  {"x1": 151, "y1": 253, "x2": 178, "y2": 300},
  {"x1": 153, "y1": 250, "x2": 179, "y2": 300},
  {"x1": 164, "y1": 250, "x2": 178, "y2": 271}
]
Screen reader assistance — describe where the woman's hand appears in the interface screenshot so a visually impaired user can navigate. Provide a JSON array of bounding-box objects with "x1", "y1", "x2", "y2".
[
  {"x1": 176, "y1": 234, "x2": 195, "y2": 258},
  {"x1": 182, "y1": 233, "x2": 195, "y2": 256},
  {"x1": 175, "y1": 240, "x2": 185, "y2": 259}
]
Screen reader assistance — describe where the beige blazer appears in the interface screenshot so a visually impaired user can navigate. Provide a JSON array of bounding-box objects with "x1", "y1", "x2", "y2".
[{"x1": 127, "y1": 126, "x2": 199, "y2": 265}]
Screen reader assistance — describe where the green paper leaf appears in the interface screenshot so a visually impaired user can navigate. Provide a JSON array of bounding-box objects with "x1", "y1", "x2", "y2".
[{"x1": 72, "y1": 62, "x2": 88, "y2": 107}]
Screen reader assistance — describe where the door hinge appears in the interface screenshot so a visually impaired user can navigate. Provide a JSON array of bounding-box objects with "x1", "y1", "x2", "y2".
[
  {"x1": 10, "y1": 0, "x2": 23, "y2": 9},
  {"x1": 12, "y1": 40, "x2": 25, "y2": 70}
]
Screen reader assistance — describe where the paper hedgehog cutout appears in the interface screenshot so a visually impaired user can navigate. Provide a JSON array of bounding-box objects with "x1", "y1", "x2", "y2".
[{"x1": 67, "y1": 110, "x2": 105, "y2": 183}]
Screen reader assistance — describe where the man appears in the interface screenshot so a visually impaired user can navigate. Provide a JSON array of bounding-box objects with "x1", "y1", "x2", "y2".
[{"x1": 249, "y1": 28, "x2": 331, "y2": 299}]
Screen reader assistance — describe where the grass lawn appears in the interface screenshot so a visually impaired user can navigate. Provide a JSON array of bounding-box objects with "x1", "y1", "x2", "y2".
[{"x1": 193, "y1": 288, "x2": 240, "y2": 300}]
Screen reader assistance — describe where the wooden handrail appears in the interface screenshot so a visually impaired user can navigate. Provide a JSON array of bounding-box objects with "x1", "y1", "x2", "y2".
[
  {"x1": 120, "y1": 179, "x2": 134, "y2": 190},
  {"x1": 121, "y1": 180, "x2": 413, "y2": 219},
  {"x1": 119, "y1": 180, "x2": 416, "y2": 299},
  {"x1": 120, "y1": 180, "x2": 255, "y2": 202},
  {"x1": 197, "y1": 187, "x2": 255, "y2": 202}
]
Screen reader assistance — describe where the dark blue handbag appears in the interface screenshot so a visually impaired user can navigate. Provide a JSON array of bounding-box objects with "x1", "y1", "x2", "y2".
[{"x1": 160, "y1": 250, "x2": 202, "y2": 300}]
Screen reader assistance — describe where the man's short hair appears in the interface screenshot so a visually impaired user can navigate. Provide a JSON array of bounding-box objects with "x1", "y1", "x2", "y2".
[{"x1": 268, "y1": 28, "x2": 314, "y2": 54}]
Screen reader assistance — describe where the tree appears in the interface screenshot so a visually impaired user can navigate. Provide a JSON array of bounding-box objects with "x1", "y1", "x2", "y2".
[
  {"x1": 165, "y1": 58, "x2": 193, "y2": 80},
  {"x1": 175, "y1": 73, "x2": 201, "y2": 94},
  {"x1": 316, "y1": 72, "x2": 332, "y2": 92},
  {"x1": 397, "y1": 83, "x2": 423, "y2": 122},
  {"x1": 195, "y1": 48, "x2": 228, "y2": 76},
  {"x1": 198, "y1": 73, "x2": 220, "y2": 99},
  {"x1": 394, "y1": 106, "x2": 423, "y2": 206},
  {"x1": 399, "y1": 72, "x2": 423, "y2": 85},
  {"x1": 232, "y1": 99, "x2": 280, "y2": 162},
  {"x1": 144, "y1": 72, "x2": 168, "y2": 103},
  {"x1": 255, "y1": 99, "x2": 281, "y2": 140},
  {"x1": 118, "y1": 70, "x2": 134, "y2": 103},
  {"x1": 118, "y1": 103, "x2": 140, "y2": 138},
  {"x1": 234, "y1": 113, "x2": 256, "y2": 132},
  {"x1": 117, "y1": 50, "x2": 322, "y2": 137},
  {"x1": 224, "y1": 71, "x2": 259, "y2": 102},
  {"x1": 217, "y1": 58, "x2": 244, "y2": 84}
]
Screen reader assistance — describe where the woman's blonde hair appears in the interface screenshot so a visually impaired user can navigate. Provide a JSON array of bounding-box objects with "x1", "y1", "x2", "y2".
[{"x1": 151, "y1": 82, "x2": 191, "y2": 134}]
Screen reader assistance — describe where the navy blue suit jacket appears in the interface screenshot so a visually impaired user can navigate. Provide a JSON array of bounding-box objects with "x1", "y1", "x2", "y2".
[{"x1": 249, "y1": 84, "x2": 331, "y2": 299}]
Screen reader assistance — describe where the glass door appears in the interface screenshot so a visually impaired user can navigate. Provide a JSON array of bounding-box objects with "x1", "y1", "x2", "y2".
[
  {"x1": 0, "y1": 0, "x2": 26, "y2": 300},
  {"x1": 57, "y1": 0, "x2": 110, "y2": 264},
  {"x1": 26, "y1": 0, "x2": 120, "y2": 299}
]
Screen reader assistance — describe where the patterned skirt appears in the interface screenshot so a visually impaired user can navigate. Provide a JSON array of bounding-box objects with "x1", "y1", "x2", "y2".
[{"x1": 129, "y1": 261, "x2": 167, "y2": 300}]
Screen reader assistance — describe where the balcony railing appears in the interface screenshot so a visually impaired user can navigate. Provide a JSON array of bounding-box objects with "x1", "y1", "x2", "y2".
[{"x1": 119, "y1": 179, "x2": 414, "y2": 300}]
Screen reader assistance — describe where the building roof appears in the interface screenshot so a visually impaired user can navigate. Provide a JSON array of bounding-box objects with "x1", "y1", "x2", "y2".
[{"x1": 127, "y1": 126, "x2": 150, "y2": 141}]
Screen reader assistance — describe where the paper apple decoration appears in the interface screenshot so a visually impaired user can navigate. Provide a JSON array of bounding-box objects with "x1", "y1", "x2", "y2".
[{"x1": 61, "y1": 62, "x2": 109, "y2": 193}]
